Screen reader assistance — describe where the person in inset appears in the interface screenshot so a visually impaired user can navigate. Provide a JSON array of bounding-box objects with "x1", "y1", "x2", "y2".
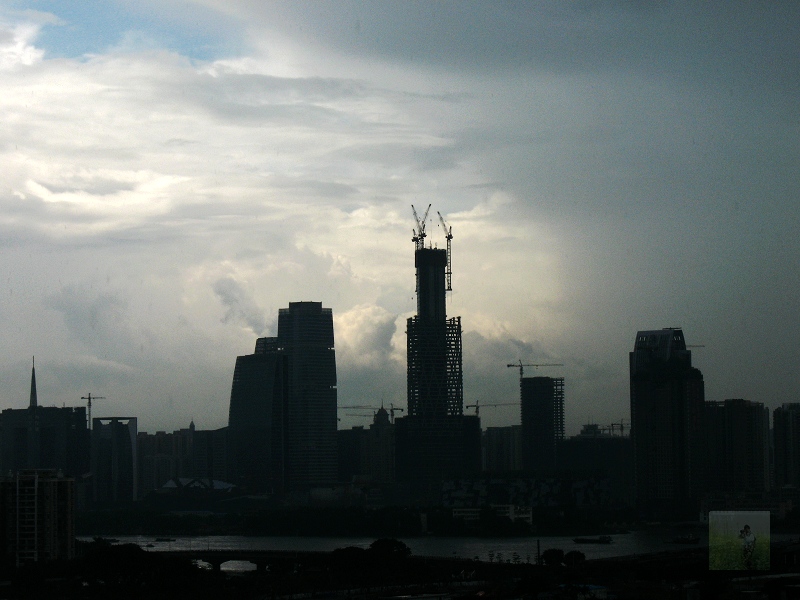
[{"x1": 738, "y1": 524, "x2": 756, "y2": 569}]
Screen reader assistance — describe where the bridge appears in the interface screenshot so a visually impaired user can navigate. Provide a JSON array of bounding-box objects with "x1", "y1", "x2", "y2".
[{"x1": 153, "y1": 548, "x2": 334, "y2": 572}]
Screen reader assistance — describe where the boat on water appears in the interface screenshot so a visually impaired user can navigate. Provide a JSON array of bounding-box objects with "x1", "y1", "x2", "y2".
[
  {"x1": 155, "y1": 538, "x2": 176, "y2": 542},
  {"x1": 573, "y1": 535, "x2": 612, "y2": 544}
]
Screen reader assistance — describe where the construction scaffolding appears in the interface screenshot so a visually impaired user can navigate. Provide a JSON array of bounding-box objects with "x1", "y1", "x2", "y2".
[{"x1": 406, "y1": 315, "x2": 463, "y2": 419}]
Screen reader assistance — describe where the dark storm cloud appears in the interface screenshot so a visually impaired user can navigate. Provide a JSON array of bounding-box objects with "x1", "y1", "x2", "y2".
[{"x1": 229, "y1": 2, "x2": 799, "y2": 90}]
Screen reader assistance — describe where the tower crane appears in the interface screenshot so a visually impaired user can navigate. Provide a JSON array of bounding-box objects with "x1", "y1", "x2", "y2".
[
  {"x1": 506, "y1": 360, "x2": 564, "y2": 380},
  {"x1": 437, "y1": 211, "x2": 453, "y2": 292},
  {"x1": 411, "y1": 204, "x2": 431, "y2": 251},
  {"x1": 465, "y1": 400, "x2": 517, "y2": 417},
  {"x1": 81, "y1": 393, "x2": 106, "y2": 430},
  {"x1": 388, "y1": 403, "x2": 404, "y2": 423}
]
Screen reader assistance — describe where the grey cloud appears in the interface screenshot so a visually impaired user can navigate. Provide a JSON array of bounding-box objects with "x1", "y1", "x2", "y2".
[
  {"x1": 44, "y1": 287, "x2": 129, "y2": 348},
  {"x1": 212, "y1": 276, "x2": 268, "y2": 336}
]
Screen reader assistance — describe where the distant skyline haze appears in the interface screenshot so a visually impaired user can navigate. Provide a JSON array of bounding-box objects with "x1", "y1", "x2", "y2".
[{"x1": 0, "y1": 2, "x2": 797, "y2": 435}]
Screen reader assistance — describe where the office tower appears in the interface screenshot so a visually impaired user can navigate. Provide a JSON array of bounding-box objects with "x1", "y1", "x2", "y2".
[
  {"x1": 91, "y1": 417, "x2": 137, "y2": 504},
  {"x1": 0, "y1": 361, "x2": 90, "y2": 479},
  {"x1": 0, "y1": 470, "x2": 75, "y2": 566},
  {"x1": 277, "y1": 301, "x2": 338, "y2": 490},
  {"x1": 396, "y1": 212, "x2": 481, "y2": 484},
  {"x1": 520, "y1": 376, "x2": 564, "y2": 472},
  {"x1": 630, "y1": 328, "x2": 705, "y2": 519},
  {"x1": 774, "y1": 403, "x2": 800, "y2": 489},
  {"x1": 227, "y1": 347, "x2": 288, "y2": 492},
  {"x1": 705, "y1": 399, "x2": 770, "y2": 494}
]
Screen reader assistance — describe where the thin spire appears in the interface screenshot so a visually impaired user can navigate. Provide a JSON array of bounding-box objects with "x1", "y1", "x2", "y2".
[{"x1": 29, "y1": 356, "x2": 37, "y2": 408}]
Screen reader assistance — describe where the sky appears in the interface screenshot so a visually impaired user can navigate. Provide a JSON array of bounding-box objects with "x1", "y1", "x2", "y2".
[{"x1": 0, "y1": 1, "x2": 798, "y2": 435}]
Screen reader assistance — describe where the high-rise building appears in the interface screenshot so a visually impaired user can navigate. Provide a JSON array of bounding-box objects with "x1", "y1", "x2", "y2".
[
  {"x1": 0, "y1": 470, "x2": 75, "y2": 566},
  {"x1": 630, "y1": 328, "x2": 705, "y2": 519},
  {"x1": 396, "y1": 213, "x2": 481, "y2": 485},
  {"x1": 406, "y1": 249, "x2": 463, "y2": 420},
  {"x1": 483, "y1": 425, "x2": 523, "y2": 473},
  {"x1": 91, "y1": 417, "x2": 138, "y2": 504},
  {"x1": 705, "y1": 399, "x2": 770, "y2": 494},
  {"x1": 226, "y1": 302, "x2": 337, "y2": 494},
  {"x1": 774, "y1": 403, "x2": 800, "y2": 489},
  {"x1": 277, "y1": 301, "x2": 338, "y2": 490},
  {"x1": 520, "y1": 376, "x2": 564, "y2": 472},
  {"x1": 0, "y1": 360, "x2": 90, "y2": 480},
  {"x1": 227, "y1": 348, "x2": 288, "y2": 492}
]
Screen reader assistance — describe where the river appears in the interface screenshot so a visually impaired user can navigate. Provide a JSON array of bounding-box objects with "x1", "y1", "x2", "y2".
[{"x1": 79, "y1": 530, "x2": 798, "y2": 572}]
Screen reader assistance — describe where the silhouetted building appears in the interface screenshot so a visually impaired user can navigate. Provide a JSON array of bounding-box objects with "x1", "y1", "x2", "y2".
[
  {"x1": 630, "y1": 328, "x2": 705, "y2": 519},
  {"x1": 396, "y1": 232, "x2": 481, "y2": 485},
  {"x1": 91, "y1": 417, "x2": 137, "y2": 504},
  {"x1": 558, "y1": 423, "x2": 633, "y2": 506},
  {"x1": 483, "y1": 425, "x2": 523, "y2": 473},
  {"x1": 227, "y1": 347, "x2": 288, "y2": 493},
  {"x1": 520, "y1": 376, "x2": 564, "y2": 472},
  {"x1": 337, "y1": 426, "x2": 365, "y2": 483},
  {"x1": 774, "y1": 403, "x2": 800, "y2": 489},
  {"x1": 192, "y1": 426, "x2": 228, "y2": 483},
  {"x1": 138, "y1": 430, "x2": 176, "y2": 498},
  {"x1": 705, "y1": 399, "x2": 770, "y2": 494},
  {"x1": 277, "y1": 301, "x2": 338, "y2": 490},
  {"x1": 0, "y1": 360, "x2": 90, "y2": 479},
  {"x1": 363, "y1": 407, "x2": 395, "y2": 484},
  {"x1": 0, "y1": 470, "x2": 75, "y2": 566},
  {"x1": 407, "y1": 249, "x2": 463, "y2": 420},
  {"x1": 338, "y1": 408, "x2": 397, "y2": 485}
]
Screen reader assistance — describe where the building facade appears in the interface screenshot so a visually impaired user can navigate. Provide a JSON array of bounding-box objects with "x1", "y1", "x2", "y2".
[
  {"x1": 0, "y1": 361, "x2": 90, "y2": 479},
  {"x1": 520, "y1": 376, "x2": 564, "y2": 473},
  {"x1": 774, "y1": 403, "x2": 800, "y2": 489},
  {"x1": 630, "y1": 328, "x2": 705, "y2": 519},
  {"x1": 276, "y1": 301, "x2": 338, "y2": 490},
  {"x1": 705, "y1": 399, "x2": 770, "y2": 495},
  {"x1": 91, "y1": 417, "x2": 138, "y2": 504},
  {"x1": 227, "y1": 349, "x2": 288, "y2": 492},
  {"x1": 0, "y1": 470, "x2": 75, "y2": 566},
  {"x1": 483, "y1": 425, "x2": 523, "y2": 473}
]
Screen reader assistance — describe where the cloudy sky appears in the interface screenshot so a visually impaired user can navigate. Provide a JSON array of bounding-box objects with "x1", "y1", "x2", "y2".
[{"x1": 0, "y1": 1, "x2": 798, "y2": 435}]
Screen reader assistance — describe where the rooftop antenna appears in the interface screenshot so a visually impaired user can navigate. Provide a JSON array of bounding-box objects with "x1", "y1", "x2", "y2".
[{"x1": 437, "y1": 211, "x2": 453, "y2": 292}]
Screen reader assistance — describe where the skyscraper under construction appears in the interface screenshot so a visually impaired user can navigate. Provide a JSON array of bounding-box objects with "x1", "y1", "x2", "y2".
[{"x1": 395, "y1": 206, "x2": 480, "y2": 486}]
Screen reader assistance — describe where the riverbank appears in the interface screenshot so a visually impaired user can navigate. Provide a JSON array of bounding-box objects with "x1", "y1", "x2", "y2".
[{"x1": 3, "y1": 537, "x2": 799, "y2": 599}]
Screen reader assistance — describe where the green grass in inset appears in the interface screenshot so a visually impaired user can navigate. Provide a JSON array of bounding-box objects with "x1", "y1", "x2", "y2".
[{"x1": 709, "y1": 531, "x2": 769, "y2": 571}]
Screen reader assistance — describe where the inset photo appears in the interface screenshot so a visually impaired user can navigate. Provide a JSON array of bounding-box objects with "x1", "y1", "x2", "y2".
[{"x1": 709, "y1": 511, "x2": 770, "y2": 571}]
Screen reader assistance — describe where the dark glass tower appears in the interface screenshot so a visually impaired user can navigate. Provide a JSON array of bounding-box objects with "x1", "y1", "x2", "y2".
[
  {"x1": 227, "y1": 347, "x2": 288, "y2": 493},
  {"x1": 277, "y1": 301, "x2": 338, "y2": 490},
  {"x1": 520, "y1": 376, "x2": 564, "y2": 472},
  {"x1": 230, "y1": 302, "x2": 337, "y2": 493},
  {"x1": 630, "y1": 328, "x2": 705, "y2": 519}
]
